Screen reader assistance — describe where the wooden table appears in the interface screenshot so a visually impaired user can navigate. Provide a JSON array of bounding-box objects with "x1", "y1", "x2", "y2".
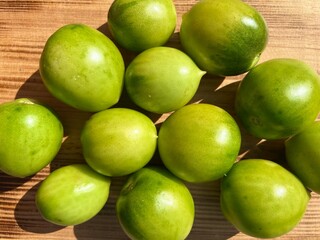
[{"x1": 1, "y1": 0, "x2": 320, "y2": 239}]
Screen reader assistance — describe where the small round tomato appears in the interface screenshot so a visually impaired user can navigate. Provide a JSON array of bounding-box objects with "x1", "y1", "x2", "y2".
[
  {"x1": 220, "y1": 159, "x2": 310, "y2": 238},
  {"x1": 180, "y1": 0, "x2": 268, "y2": 76},
  {"x1": 36, "y1": 164, "x2": 111, "y2": 226},
  {"x1": 39, "y1": 24, "x2": 125, "y2": 112},
  {"x1": 0, "y1": 98, "x2": 63, "y2": 178},
  {"x1": 285, "y1": 121, "x2": 320, "y2": 194},
  {"x1": 108, "y1": 0, "x2": 177, "y2": 52},
  {"x1": 235, "y1": 58, "x2": 320, "y2": 140}
]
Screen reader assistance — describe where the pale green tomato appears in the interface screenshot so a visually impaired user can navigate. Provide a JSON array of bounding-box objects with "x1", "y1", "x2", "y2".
[
  {"x1": 125, "y1": 47, "x2": 205, "y2": 114},
  {"x1": 39, "y1": 23, "x2": 125, "y2": 112},
  {"x1": 36, "y1": 164, "x2": 111, "y2": 226},
  {"x1": 116, "y1": 166, "x2": 195, "y2": 240},
  {"x1": 108, "y1": 0, "x2": 177, "y2": 52},
  {"x1": 221, "y1": 159, "x2": 310, "y2": 238},
  {"x1": 158, "y1": 103, "x2": 241, "y2": 183},
  {"x1": 0, "y1": 98, "x2": 63, "y2": 178},
  {"x1": 81, "y1": 108, "x2": 157, "y2": 177}
]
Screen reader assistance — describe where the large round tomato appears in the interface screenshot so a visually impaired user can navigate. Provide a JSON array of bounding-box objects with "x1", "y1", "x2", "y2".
[
  {"x1": 235, "y1": 58, "x2": 320, "y2": 140},
  {"x1": 180, "y1": 0, "x2": 268, "y2": 76},
  {"x1": 39, "y1": 24, "x2": 125, "y2": 112},
  {"x1": 220, "y1": 159, "x2": 310, "y2": 238},
  {"x1": 158, "y1": 103, "x2": 241, "y2": 183},
  {"x1": 285, "y1": 121, "x2": 320, "y2": 194}
]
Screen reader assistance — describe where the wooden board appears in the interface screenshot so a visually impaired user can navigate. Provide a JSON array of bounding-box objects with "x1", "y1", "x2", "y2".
[{"x1": 1, "y1": 0, "x2": 320, "y2": 239}]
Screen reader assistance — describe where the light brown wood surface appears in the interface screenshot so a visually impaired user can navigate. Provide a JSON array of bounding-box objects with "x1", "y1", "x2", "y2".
[{"x1": 1, "y1": 0, "x2": 320, "y2": 239}]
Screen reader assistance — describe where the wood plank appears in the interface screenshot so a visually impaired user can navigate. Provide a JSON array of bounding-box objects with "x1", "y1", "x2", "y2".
[{"x1": 1, "y1": 0, "x2": 320, "y2": 239}]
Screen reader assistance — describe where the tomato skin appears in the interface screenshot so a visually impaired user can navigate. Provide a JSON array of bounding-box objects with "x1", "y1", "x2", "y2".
[
  {"x1": 0, "y1": 98, "x2": 63, "y2": 178},
  {"x1": 235, "y1": 58, "x2": 320, "y2": 140},
  {"x1": 180, "y1": 0, "x2": 268, "y2": 76},
  {"x1": 116, "y1": 166, "x2": 194, "y2": 240},
  {"x1": 220, "y1": 159, "x2": 310, "y2": 238},
  {"x1": 39, "y1": 24, "x2": 125, "y2": 112},
  {"x1": 36, "y1": 164, "x2": 111, "y2": 226},
  {"x1": 108, "y1": 0, "x2": 177, "y2": 52},
  {"x1": 285, "y1": 121, "x2": 320, "y2": 194},
  {"x1": 158, "y1": 103, "x2": 241, "y2": 183},
  {"x1": 125, "y1": 47, "x2": 205, "y2": 114}
]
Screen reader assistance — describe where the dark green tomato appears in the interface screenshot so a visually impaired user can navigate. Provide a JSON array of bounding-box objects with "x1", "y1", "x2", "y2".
[
  {"x1": 0, "y1": 98, "x2": 63, "y2": 178},
  {"x1": 180, "y1": 0, "x2": 268, "y2": 76},
  {"x1": 221, "y1": 159, "x2": 310, "y2": 238},
  {"x1": 39, "y1": 24, "x2": 125, "y2": 112},
  {"x1": 36, "y1": 164, "x2": 111, "y2": 226},
  {"x1": 285, "y1": 121, "x2": 320, "y2": 194},
  {"x1": 235, "y1": 58, "x2": 320, "y2": 140}
]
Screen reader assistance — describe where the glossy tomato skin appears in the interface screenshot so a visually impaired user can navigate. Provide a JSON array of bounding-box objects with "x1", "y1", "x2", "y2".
[
  {"x1": 36, "y1": 164, "x2": 111, "y2": 226},
  {"x1": 81, "y1": 108, "x2": 158, "y2": 177},
  {"x1": 220, "y1": 159, "x2": 310, "y2": 238},
  {"x1": 116, "y1": 166, "x2": 195, "y2": 240},
  {"x1": 285, "y1": 121, "x2": 320, "y2": 194},
  {"x1": 125, "y1": 47, "x2": 205, "y2": 114},
  {"x1": 180, "y1": 0, "x2": 268, "y2": 76},
  {"x1": 158, "y1": 103, "x2": 241, "y2": 183},
  {"x1": 0, "y1": 98, "x2": 63, "y2": 178},
  {"x1": 108, "y1": 0, "x2": 176, "y2": 52},
  {"x1": 40, "y1": 24, "x2": 125, "y2": 112},
  {"x1": 235, "y1": 58, "x2": 320, "y2": 140}
]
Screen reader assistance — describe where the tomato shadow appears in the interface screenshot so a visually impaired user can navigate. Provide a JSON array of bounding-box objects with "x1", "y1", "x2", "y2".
[
  {"x1": 0, "y1": 172, "x2": 33, "y2": 193},
  {"x1": 14, "y1": 182, "x2": 66, "y2": 233},
  {"x1": 186, "y1": 180, "x2": 239, "y2": 239},
  {"x1": 241, "y1": 138, "x2": 288, "y2": 167},
  {"x1": 73, "y1": 176, "x2": 128, "y2": 240}
]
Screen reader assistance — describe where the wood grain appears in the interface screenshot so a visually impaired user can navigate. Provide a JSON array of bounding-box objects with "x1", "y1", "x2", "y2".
[{"x1": 1, "y1": 0, "x2": 320, "y2": 239}]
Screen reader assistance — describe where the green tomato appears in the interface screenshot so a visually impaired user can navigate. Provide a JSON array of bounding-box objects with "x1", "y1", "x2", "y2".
[
  {"x1": 81, "y1": 108, "x2": 157, "y2": 177},
  {"x1": 125, "y1": 47, "x2": 206, "y2": 114},
  {"x1": 108, "y1": 0, "x2": 177, "y2": 52},
  {"x1": 235, "y1": 58, "x2": 320, "y2": 140},
  {"x1": 0, "y1": 98, "x2": 63, "y2": 178},
  {"x1": 39, "y1": 24, "x2": 125, "y2": 112},
  {"x1": 158, "y1": 103, "x2": 241, "y2": 183},
  {"x1": 220, "y1": 159, "x2": 310, "y2": 238},
  {"x1": 36, "y1": 164, "x2": 111, "y2": 226},
  {"x1": 285, "y1": 121, "x2": 320, "y2": 194},
  {"x1": 116, "y1": 166, "x2": 195, "y2": 240},
  {"x1": 180, "y1": 0, "x2": 268, "y2": 76}
]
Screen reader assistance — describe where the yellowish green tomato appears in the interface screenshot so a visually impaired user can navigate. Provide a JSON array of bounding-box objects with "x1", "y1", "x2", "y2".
[
  {"x1": 36, "y1": 164, "x2": 111, "y2": 226},
  {"x1": 0, "y1": 98, "x2": 63, "y2": 178},
  {"x1": 220, "y1": 159, "x2": 310, "y2": 238},
  {"x1": 116, "y1": 166, "x2": 195, "y2": 240},
  {"x1": 81, "y1": 108, "x2": 157, "y2": 177},
  {"x1": 180, "y1": 0, "x2": 268, "y2": 76},
  {"x1": 39, "y1": 23, "x2": 125, "y2": 112},
  {"x1": 108, "y1": 0, "x2": 177, "y2": 52},
  {"x1": 285, "y1": 121, "x2": 320, "y2": 194},
  {"x1": 235, "y1": 58, "x2": 320, "y2": 140},
  {"x1": 158, "y1": 103, "x2": 241, "y2": 183},
  {"x1": 125, "y1": 47, "x2": 206, "y2": 114}
]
